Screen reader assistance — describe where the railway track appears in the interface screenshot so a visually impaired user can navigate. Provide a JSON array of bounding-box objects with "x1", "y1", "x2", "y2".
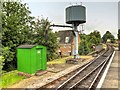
[{"x1": 39, "y1": 45, "x2": 114, "y2": 90}]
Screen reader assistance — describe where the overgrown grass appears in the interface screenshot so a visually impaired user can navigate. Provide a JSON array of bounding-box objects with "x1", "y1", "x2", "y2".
[
  {"x1": 80, "y1": 55, "x2": 92, "y2": 59},
  {"x1": 113, "y1": 43, "x2": 118, "y2": 47},
  {"x1": 0, "y1": 70, "x2": 26, "y2": 88},
  {"x1": 102, "y1": 44, "x2": 107, "y2": 49},
  {"x1": 47, "y1": 56, "x2": 73, "y2": 65},
  {"x1": 47, "y1": 55, "x2": 92, "y2": 65}
]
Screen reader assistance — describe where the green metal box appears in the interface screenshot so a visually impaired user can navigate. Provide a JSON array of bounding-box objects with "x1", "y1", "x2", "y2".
[{"x1": 17, "y1": 45, "x2": 46, "y2": 74}]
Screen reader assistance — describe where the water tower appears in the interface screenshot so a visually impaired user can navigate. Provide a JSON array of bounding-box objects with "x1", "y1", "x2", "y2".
[{"x1": 66, "y1": 5, "x2": 86, "y2": 59}]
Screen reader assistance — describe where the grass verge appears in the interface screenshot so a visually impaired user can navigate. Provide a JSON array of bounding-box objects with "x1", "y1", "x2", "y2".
[
  {"x1": 47, "y1": 55, "x2": 92, "y2": 65},
  {"x1": 47, "y1": 56, "x2": 73, "y2": 65},
  {"x1": 0, "y1": 70, "x2": 26, "y2": 88}
]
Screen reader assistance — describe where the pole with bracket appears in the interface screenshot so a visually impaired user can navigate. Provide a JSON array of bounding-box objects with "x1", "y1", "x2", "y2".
[{"x1": 73, "y1": 23, "x2": 79, "y2": 59}]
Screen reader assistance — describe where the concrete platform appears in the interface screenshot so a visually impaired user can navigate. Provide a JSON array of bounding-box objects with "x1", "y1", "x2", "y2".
[{"x1": 101, "y1": 51, "x2": 120, "y2": 89}]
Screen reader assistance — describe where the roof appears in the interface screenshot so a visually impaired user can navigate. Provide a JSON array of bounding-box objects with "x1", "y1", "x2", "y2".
[
  {"x1": 17, "y1": 45, "x2": 36, "y2": 48},
  {"x1": 56, "y1": 30, "x2": 74, "y2": 44}
]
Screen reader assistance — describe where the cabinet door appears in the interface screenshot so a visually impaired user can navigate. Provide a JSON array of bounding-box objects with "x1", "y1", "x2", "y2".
[{"x1": 36, "y1": 49, "x2": 42, "y2": 70}]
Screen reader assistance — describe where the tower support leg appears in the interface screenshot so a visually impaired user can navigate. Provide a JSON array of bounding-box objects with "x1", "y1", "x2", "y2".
[{"x1": 73, "y1": 24, "x2": 79, "y2": 59}]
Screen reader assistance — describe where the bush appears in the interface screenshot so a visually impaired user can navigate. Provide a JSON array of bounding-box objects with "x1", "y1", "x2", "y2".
[
  {"x1": 79, "y1": 31, "x2": 102, "y2": 55},
  {"x1": 79, "y1": 40, "x2": 90, "y2": 55},
  {"x1": 0, "y1": 56, "x2": 5, "y2": 75},
  {"x1": 118, "y1": 29, "x2": 120, "y2": 39}
]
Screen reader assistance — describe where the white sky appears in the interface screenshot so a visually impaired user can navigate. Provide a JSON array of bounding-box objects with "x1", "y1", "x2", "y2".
[
  {"x1": 23, "y1": 1, "x2": 119, "y2": 38},
  {"x1": 118, "y1": 2, "x2": 120, "y2": 29}
]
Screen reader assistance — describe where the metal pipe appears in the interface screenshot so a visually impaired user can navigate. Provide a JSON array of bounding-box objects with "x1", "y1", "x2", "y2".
[
  {"x1": 50, "y1": 24, "x2": 73, "y2": 28},
  {"x1": 50, "y1": 23, "x2": 79, "y2": 59},
  {"x1": 73, "y1": 24, "x2": 79, "y2": 59}
]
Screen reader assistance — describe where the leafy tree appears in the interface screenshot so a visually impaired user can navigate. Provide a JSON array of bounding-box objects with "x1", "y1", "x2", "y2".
[
  {"x1": 2, "y1": 2, "x2": 34, "y2": 71},
  {"x1": 118, "y1": 29, "x2": 120, "y2": 50},
  {"x1": 102, "y1": 31, "x2": 115, "y2": 43},
  {"x1": 79, "y1": 30, "x2": 102, "y2": 55},
  {"x1": 80, "y1": 34, "x2": 87, "y2": 40},
  {"x1": 79, "y1": 34, "x2": 91, "y2": 55},
  {"x1": 78, "y1": 40, "x2": 90, "y2": 55},
  {"x1": 29, "y1": 18, "x2": 58, "y2": 61},
  {"x1": 90, "y1": 30, "x2": 101, "y2": 38},
  {"x1": 118, "y1": 29, "x2": 120, "y2": 39},
  {"x1": 0, "y1": 56, "x2": 5, "y2": 75},
  {"x1": 88, "y1": 30, "x2": 102, "y2": 45},
  {"x1": 2, "y1": 1, "x2": 59, "y2": 71}
]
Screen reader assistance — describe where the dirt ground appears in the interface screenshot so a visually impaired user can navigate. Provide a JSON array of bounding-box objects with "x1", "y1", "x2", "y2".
[{"x1": 9, "y1": 56, "x2": 94, "y2": 88}]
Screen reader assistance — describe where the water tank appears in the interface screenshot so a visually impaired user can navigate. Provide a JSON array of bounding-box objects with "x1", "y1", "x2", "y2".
[{"x1": 66, "y1": 5, "x2": 86, "y2": 24}]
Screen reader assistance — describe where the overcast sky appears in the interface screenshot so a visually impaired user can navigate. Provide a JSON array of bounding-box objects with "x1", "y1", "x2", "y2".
[
  {"x1": 24, "y1": 1, "x2": 118, "y2": 38},
  {"x1": 118, "y1": 2, "x2": 120, "y2": 29}
]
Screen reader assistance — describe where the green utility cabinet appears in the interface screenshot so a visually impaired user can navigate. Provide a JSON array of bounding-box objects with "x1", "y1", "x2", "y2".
[{"x1": 17, "y1": 45, "x2": 46, "y2": 74}]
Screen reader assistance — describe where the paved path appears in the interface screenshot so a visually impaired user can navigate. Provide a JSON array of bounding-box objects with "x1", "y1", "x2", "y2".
[{"x1": 101, "y1": 51, "x2": 120, "y2": 89}]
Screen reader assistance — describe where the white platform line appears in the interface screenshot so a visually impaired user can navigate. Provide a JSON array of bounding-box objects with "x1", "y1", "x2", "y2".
[{"x1": 96, "y1": 51, "x2": 116, "y2": 90}]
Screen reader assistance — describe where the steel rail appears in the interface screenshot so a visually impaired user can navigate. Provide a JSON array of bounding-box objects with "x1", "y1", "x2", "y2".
[
  {"x1": 55, "y1": 50, "x2": 108, "y2": 90},
  {"x1": 40, "y1": 50, "x2": 105, "y2": 89},
  {"x1": 55, "y1": 55, "x2": 101, "y2": 90},
  {"x1": 38, "y1": 46, "x2": 109, "y2": 89},
  {"x1": 69, "y1": 55, "x2": 109, "y2": 90},
  {"x1": 68, "y1": 50, "x2": 113, "y2": 90},
  {"x1": 88, "y1": 51, "x2": 113, "y2": 90},
  {"x1": 55, "y1": 46, "x2": 112, "y2": 90}
]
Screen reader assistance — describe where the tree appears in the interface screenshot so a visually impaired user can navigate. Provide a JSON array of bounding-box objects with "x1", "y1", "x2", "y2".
[
  {"x1": 29, "y1": 18, "x2": 58, "y2": 61},
  {"x1": 88, "y1": 30, "x2": 102, "y2": 45},
  {"x1": 79, "y1": 34, "x2": 91, "y2": 55},
  {"x1": 79, "y1": 30, "x2": 102, "y2": 55},
  {"x1": 2, "y1": 2, "x2": 34, "y2": 71},
  {"x1": 2, "y1": 2, "x2": 59, "y2": 71},
  {"x1": 102, "y1": 31, "x2": 115, "y2": 43},
  {"x1": 118, "y1": 29, "x2": 120, "y2": 39},
  {"x1": 0, "y1": 56, "x2": 5, "y2": 75},
  {"x1": 118, "y1": 29, "x2": 120, "y2": 50},
  {"x1": 79, "y1": 40, "x2": 90, "y2": 55}
]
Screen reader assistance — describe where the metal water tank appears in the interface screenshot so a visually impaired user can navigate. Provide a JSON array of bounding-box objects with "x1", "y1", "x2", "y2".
[{"x1": 66, "y1": 5, "x2": 86, "y2": 24}]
